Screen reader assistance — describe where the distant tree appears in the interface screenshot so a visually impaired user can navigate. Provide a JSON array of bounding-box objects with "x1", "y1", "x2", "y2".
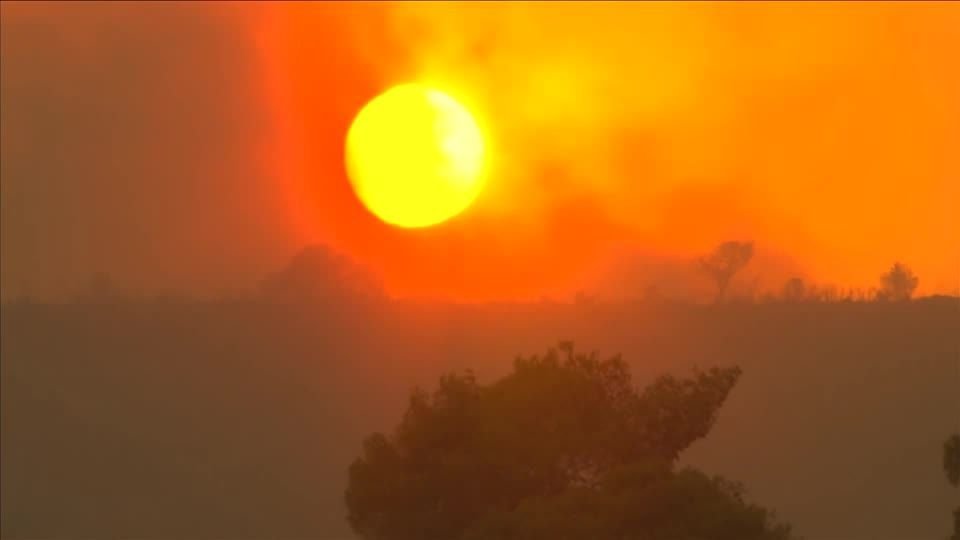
[
  {"x1": 782, "y1": 277, "x2": 806, "y2": 302},
  {"x1": 804, "y1": 283, "x2": 839, "y2": 303},
  {"x1": 345, "y1": 342, "x2": 796, "y2": 540},
  {"x1": 857, "y1": 288, "x2": 872, "y2": 301},
  {"x1": 946, "y1": 434, "x2": 960, "y2": 540},
  {"x1": 878, "y1": 262, "x2": 919, "y2": 301},
  {"x1": 820, "y1": 284, "x2": 839, "y2": 302},
  {"x1": 259, "y1": 244, "x2": 383, "y2": 303},
  {"x1": 699, "y1": 241, "x2": 754, "y2": 303}
]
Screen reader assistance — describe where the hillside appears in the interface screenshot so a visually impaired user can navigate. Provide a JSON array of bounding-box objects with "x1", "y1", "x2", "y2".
[{"x1": 2, "y1": 296, "x2": 957, "y2": 539}]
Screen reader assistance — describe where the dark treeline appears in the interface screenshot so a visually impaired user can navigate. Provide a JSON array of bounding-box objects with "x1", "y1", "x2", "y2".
[{"x1": 1, "y1": 247, "x2": 958, "y2": 540}]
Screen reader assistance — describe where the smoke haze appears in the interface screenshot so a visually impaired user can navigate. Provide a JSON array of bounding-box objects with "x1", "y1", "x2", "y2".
[{"x1": 3, "y1": 2, "x2": 958, "y2": 300}]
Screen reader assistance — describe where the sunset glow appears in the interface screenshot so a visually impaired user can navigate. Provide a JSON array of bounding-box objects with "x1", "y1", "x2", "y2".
[
  {"x1": 260, "y1": 2, "x2": 960, "y2": 301},
  {"x1": 2, "y1": 4, "x2": 958, "y2": 540},
  {"x1": 2, "y1": 1, "x2": 957, "y2": 302}
]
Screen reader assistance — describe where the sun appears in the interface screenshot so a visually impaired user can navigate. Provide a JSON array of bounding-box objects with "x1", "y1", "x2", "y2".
[{"x1": 345, "y1": 83, "x2": 487, "y2": 228}]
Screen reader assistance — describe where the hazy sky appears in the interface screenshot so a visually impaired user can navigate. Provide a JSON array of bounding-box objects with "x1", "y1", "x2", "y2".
[{"x1": 2, "y1": 2, "x2": 958, "y2": 301}]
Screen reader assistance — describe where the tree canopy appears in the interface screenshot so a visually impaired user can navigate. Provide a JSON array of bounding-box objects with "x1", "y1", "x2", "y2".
[
  {"x1": 946, "y1": 434, "x2": 960, "y2": 540},
  {"x1": 878, "y1": 262, "x2": 919, "y2": 301},
  {"x1": 946, "y1": 434, "x2": 960, "y2": 488},
  {"x1": 345, "y1": 342, "x2": 795, "y2": 540}
]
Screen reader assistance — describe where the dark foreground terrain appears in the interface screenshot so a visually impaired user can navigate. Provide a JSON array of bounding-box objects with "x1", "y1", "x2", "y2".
[{"x1": 2, "y1": 292, "x2": 958, "y2": 540}]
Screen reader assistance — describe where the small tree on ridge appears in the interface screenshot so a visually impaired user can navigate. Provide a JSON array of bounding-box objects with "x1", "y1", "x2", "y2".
[{"x1": 700, "y1": 241, "x2": 754, "y2": 303}]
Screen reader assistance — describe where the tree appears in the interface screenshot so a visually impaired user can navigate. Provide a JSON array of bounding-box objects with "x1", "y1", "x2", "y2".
[
  {"x1": 345, "y1": 343, "x2": 796, "y2": 540},
  {"x1": 946, "y1": 434, "x2": 960, "y2": 540},
  {"x1": 782, "y1": 277, "x2": 806, "y2": 302},
  {"x1": 259, "y1": 244, "x2": 383, "y2": 303},
  {"x1": 947, "y1": 434, "x2": 960, "y2": 488},
  {"x1": 878, "y1": 262, "x2": 918, "y2": 301},
  {"x1": 700, "y1": 241, "x2": 754, "y2": 303}
]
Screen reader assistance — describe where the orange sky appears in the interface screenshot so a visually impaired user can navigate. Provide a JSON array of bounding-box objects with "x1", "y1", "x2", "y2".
[
  {"x1": 258, "y1": 2, "x2": 959, "y2": 300},
  {"x1": 1, "y1": 2, "x2": 957, "y2": 301}
]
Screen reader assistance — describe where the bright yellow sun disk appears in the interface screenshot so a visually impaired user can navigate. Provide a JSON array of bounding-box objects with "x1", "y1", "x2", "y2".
[{"x1": 345, "y1": 83, "x2": 486, "y2": 228}]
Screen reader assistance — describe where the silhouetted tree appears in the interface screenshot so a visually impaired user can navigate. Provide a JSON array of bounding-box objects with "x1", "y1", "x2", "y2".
[
  {"x1": 259, "y1": 244, "x2": 383, "y2": 303},
  {"x1": 946, "y1": 434, "x2": 960, "y2": 540},
  {"x1": 345, "y1": 342, "x2": 795, "y2": 540},
  {"x1": 782, "y1": 277, "x2": 806, "y2": 302},
  {"x1": 947, "y1": 434, "x2": 960, "y2": 487},
  {"x1": 699, "y1": 241, "x2": 754, "y2": 303},
  {"x1": 878, "y1": 262, "x2": 918, "y2": 301}
]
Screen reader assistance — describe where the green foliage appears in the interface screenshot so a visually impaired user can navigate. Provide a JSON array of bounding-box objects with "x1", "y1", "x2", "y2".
[{"x1": 345, "y1": 342, "x2": 795, "y2": 540}]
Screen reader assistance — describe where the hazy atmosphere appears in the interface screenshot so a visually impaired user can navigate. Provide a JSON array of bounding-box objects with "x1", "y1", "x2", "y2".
[
  {"x1": 2, "y1": 2, "x2": 958, "y2": 301},
  {"x1": 1, "y1": 3, "x2": 958, "y2": 540}
]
